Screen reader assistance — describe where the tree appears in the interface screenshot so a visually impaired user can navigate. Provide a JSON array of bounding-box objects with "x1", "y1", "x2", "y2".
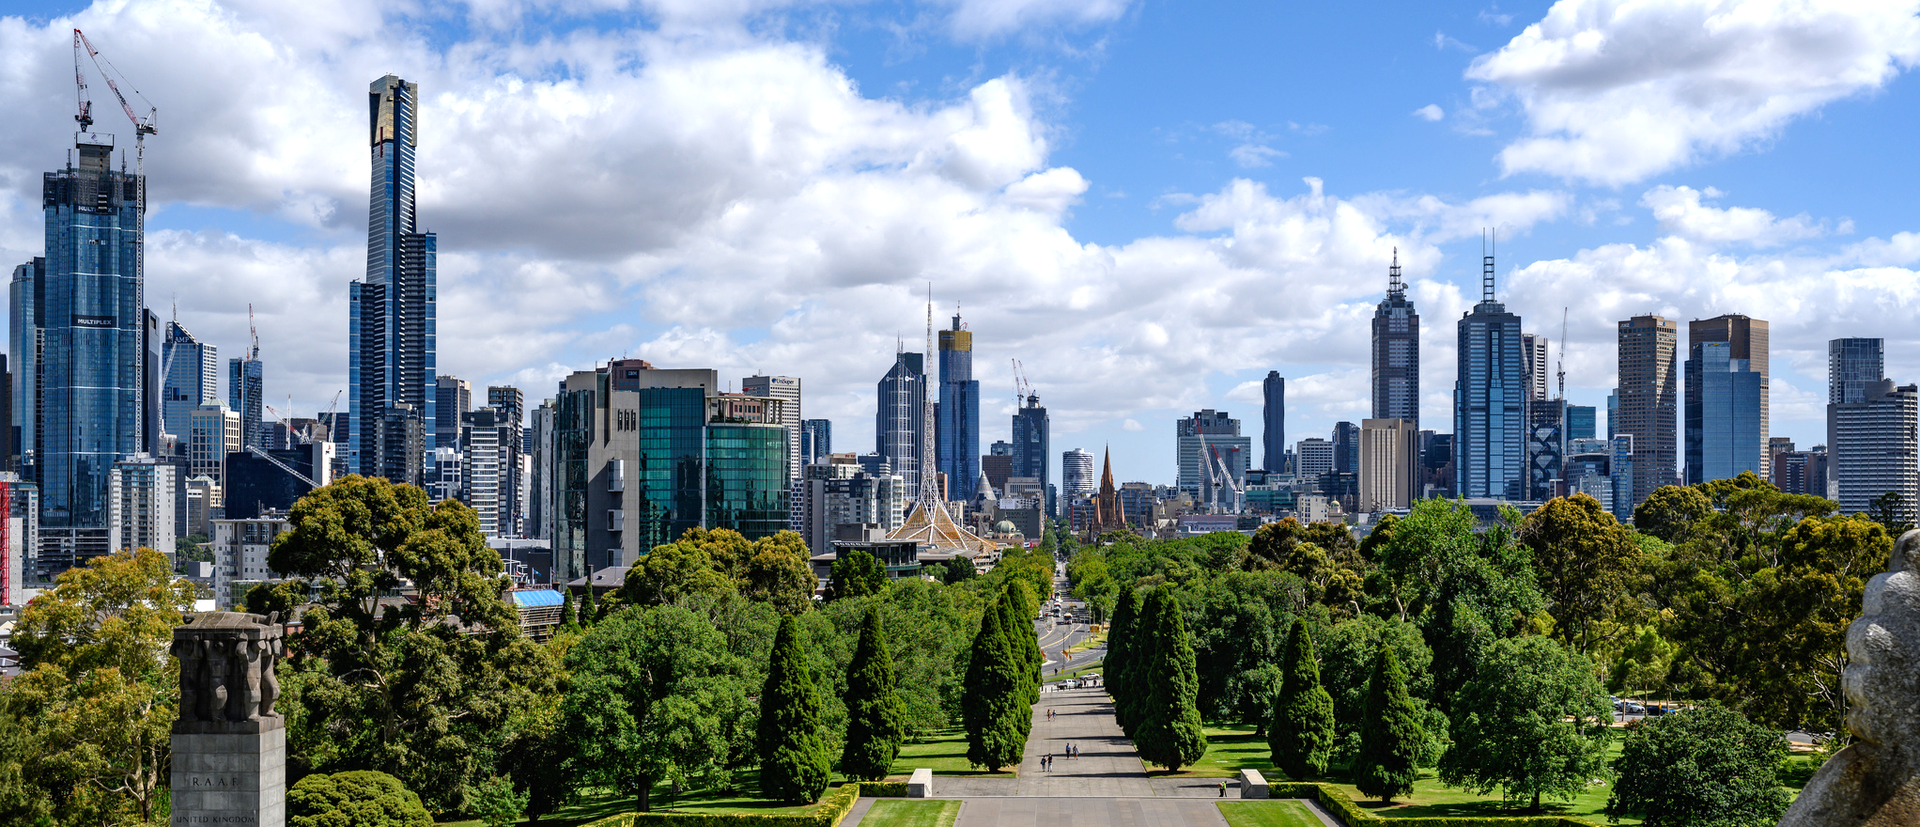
[
  {"x1": 3, "y1": 547, "x2": 194, "y2": 824},
  {"x1": 1269, "y1": 617, "x2": 1336, "y2": 779},
  {"x1": 625, "y1": 541, "x2": 734, "y2": 607},
  {"x1": 1134, "y1": 590, "x2": 1207, "y2": 772},
  {"x1": 830, "y1": 550, "x2": 887, "y2": 600},
  {"x1": 998, "y1": 580, "x2": 1043, "y2": 696},
  {"x1": 961, "y1": 592, "x2": 1028, "y2": 771},
  {"x1": 560, "y1": 588, "x2": 579, "y2": 631},
  {"x1": 562, "y1": 605, "x2": 750, "y2": 811},
  {"x1": 1354, "y1": 645, "x2": 1423, "y2": 803},
  {"x1": 267, "y1": 476, "x2": 543, "y2": 813},
  {"x1": 743, "y1": 532, "x2": 818, "y2": 614},
  {"x1": 288, "y1": 770, "x2": 432, "y2": 827},
  {"x1": 1867, "y1": 490, "x2": 1915, "y2": 536},
  {"x1": 1107, "y1": 584, "x2": 1145, "y2": 736},
  {"x1": 1440, "y1": 635, "x2": 1611, "y2": 811},
  {"x1": 839, "y1": 607, "x2": 907, "y2": 781},
  {"x1": 942, "y1": 557, "x2": 977, "y2": 584},
  {"x1": 1606, "y1": 702, "x2": 1789, "y2": 827},
  {"x1": 1632, "y1": 485, "x2": 1710, "y2": 543},
  {"x1": 1518, "y1": 494, "x2": 1644, "y2": 653},
  {"x1": 464, "y1": 775, "x2": 528, "y2": 827},
  {"x1": 758, "y1": 615, "x2": 831, "y2": 803},
  {"x1": 581, "y1": 580, "x2": 599, "y2": 626}
]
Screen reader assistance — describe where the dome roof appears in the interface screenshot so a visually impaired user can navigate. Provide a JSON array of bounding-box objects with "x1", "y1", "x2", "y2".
[{"x1": 994, "y1": 520, "x2": 1018, "y2": 534}]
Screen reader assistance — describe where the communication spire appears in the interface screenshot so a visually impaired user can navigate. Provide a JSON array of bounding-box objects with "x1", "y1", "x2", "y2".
[
  {"x1": 1482, "y1": 228, "x2": 1497, "y2": 302},
  {"x1": 1388, "y1": 247, "x2": 1404, "y2": 296}
]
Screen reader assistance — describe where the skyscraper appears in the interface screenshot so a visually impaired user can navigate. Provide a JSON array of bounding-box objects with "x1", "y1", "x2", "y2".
[
  {"x1": 1830, "y1": 338, "x2": 1885, "y2": 405},
  {"x1": 1615, "y1": 315, "x2": 1679, "y2": 512},
  {"x1": 1371, "y1": 251, "x2": 1420, "y2": 428},
  {"x1": 1358, "y1": 418, "x2": 1418, "y2": 511},
  {"x1": 349, "y1": 75, "x2": 437, "y2": 483},
  {"x1": 1012, "y1": 392, "x2": 1050, "y2": 511},
  {"x1": 162, "y1": 320, "x2": 218, "y2": 447},
  {"x1": 486, "y1": 386, "x2": 526, "y2": 535},
  {"x1": 742, "y1": 375, "x2": 800, "y2": 481},
  {"x1": 1177, "y1": 410, "x2": 1250, "y2": 512},
  {"x1": 1684, "y1": 341, "x2": 1763, "y2": 484},
  {"x1": 229, "y1": 349, "x2": 264, "y2": 451},
  {"x1": 1521, "y1": 332, "x2": 1551, "y2": 404},
  {"x1": 1332, "y1": 421, "x2": 1359, "y2": 474},
  {"x1": 1566, "y1": 405, "x2": 1596, "y2": 441},
  {"x1": 1262, "y1": 371, "x2": 1286, "y2": 472},
  {"x1": 32, "y1": 131, "x2": 155, "y2": 564},
  {"x1": 876, "y1": 351, "x2": 927, "y2": 496},
  {"x1": 435, "y1": 376, "x2": 472, "y2": 442},
  {"x1": 10, "y1": 258, "x2": 44, "y2": 478},
  {"x1": 1454, "y1": 242, "x2": 1525, "y2": 499},
  {"x1": 1830, "y1": 380, "x2": 1919, "y2": 523},
  {"x1": 1061, "y1": 448, "x2": 1095, "y2": 501},
  {"x1": 1690, "y1": 315, "x2": 1769, "y2": 475},
  {"x1": 935, "y1": 315, "x2": 980, "y2": 503},
  {"x1": 799, "y1": 419, "x2": 832, "y2": 467}
]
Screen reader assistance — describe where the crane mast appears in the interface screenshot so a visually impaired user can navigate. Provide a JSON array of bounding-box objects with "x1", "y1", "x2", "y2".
[{"x1": 71, "y1": 29, "x2": 158, "y2": 187}]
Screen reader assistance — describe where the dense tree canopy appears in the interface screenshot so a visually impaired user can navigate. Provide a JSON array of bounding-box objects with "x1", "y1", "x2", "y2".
[
  {"x1": 1440, "y1": 636, "x2": 1612, "y2": 811},
  {"x1": 1606, "y1": 702, "x2": 1790, "y2": 827}
]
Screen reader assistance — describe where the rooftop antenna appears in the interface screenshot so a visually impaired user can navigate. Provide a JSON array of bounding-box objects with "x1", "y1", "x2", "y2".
[
  {"x1": 1387, "y1": 247, "x2": 1404, "y2": 296},
  {"x1": 1482, "y1": 228, "x2": 1497, "y2": 302},
  {"x1": 1556, "y1": 307, "x2": 1568, "y2": 401}
]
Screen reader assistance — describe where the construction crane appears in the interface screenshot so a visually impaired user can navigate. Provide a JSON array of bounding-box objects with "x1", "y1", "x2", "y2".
[
  {"x1": 1556, "y1": 307, "x2": 1568, "y2": 400},
  {"x1": 246, "y1": 446, "x2": 317, "y2": 489},
  {"x1": 247, "y1": 304, "x2": 260, "y2": 361},
  {"x1": 1207, "y1": 443, "x2": 1244, "y2": 513},
  {"x1": 320, "y1": 390, "x2": 344, "y2": 441},
  {"x1": 72, "y1": 29, "x2": 158, "y2": 181},
  {"x1": 1011, "y1": 359, "x2": 1031, "y2": 408}
]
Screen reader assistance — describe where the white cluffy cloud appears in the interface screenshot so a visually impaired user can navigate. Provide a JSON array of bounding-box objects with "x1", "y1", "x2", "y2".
[
  {"x1": 1470, "y1": 0, "x2": 1920, "y2": 184},
  {"x1": 1639, "y1": 185, "x2": 1838, "y2": 247},
  {"x1": 1413, "y1": 104, "x2": 1445, "y2": 121}
]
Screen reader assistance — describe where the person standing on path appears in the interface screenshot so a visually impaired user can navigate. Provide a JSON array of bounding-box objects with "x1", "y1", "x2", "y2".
[{"x1": 1218, "y1": 781, "x2": 1226, "y2": 798}]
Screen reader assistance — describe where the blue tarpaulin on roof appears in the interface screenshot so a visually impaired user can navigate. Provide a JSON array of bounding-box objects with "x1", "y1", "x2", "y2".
[{"x1": 511, "y1": 590, "x2": 565, "y2": 607}]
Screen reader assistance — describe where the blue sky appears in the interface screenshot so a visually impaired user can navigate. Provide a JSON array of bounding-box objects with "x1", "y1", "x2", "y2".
[{"x1": 1, "y1": 0, "x2": 1918, "y2": 491}]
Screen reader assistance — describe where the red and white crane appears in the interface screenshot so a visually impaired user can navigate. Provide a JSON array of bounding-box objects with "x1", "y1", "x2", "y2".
[{"x1": 72, "y1": 28, "x2": 158, "y2": 182}]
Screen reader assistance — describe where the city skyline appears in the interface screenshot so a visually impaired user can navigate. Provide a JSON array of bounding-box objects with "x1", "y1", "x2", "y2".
[{"x1": 1, "y1": 3, "x2": 1919, "y2": 488}]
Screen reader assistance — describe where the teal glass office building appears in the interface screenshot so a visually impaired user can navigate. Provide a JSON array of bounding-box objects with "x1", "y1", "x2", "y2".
[
  {"x1": 706, "y1": 423, "x2": 790, "y2": 540},
  {"x1": 1685, "y1": 342, "x2": 1762, "y2": 484}
]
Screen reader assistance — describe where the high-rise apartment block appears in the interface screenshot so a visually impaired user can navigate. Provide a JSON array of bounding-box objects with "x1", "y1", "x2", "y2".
[
  {"x1": 162, "y1": 320, "x2": 218, "y2": 445},
  {"x1": 1830, "y1": 380, "x2": 1919, "y2": 523},
  {"x1": 1454, "y1": 249, "x2": 1525, "y2": 500},
  {"x1": 876, "y1": 351, "x2": 926, "y2": 496},
  {"x1": 1371, "y1": 253, "x2": 1420, "y2": 428},
  {"x1": 1615, "y1": 315, "x2": 1679, "y2": 513},
  {"x1": 188, "y1": 403, "x2": 241, "y2": 508},
  {"x1": 1358, "y1": 418, "x2": 1418, "y2": 511},
  {"x1": 1521, "y1": 333, "x2": 1550, "y2": 403},
  {"x1": 935, "y1": 315, "x2": 979, "y2": 503},
  {"x1": 107, "y1": 454, "x2": 176, "y2": 555},
  {"x1": 1690, "y1": 315, "x2": 1769, "y2": 475},
  {"x1": 1177, "y1": 410, "x2": 1250, "y2": 512},
  {"x1": 1262, "y1": 371, "x2": 1286, "y2": 471},
  {"x1": 1296, "y1": 438, "x2": 1333, "y2": 481},
  {"x1": 461, "y1": 407, "x2": 511, "y2": 537},
  {"x1": 349, "y1": 75, "x2": 437, "y2": 484},
  {"x1": 1684, "y1": 341, "x2": 1764, "y2": 484}
]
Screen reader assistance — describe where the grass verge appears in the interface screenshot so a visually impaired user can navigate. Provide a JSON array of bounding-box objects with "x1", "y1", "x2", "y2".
[
  {"x1": 889, "y1": 728, "x2": 1016, "y2": 778},
  {"x1": 1216, "y1": 801, "x2": 1325, "y2": 827},
  {"x1": 859, "y1": 799, "x2": 962, "y2": 827}
]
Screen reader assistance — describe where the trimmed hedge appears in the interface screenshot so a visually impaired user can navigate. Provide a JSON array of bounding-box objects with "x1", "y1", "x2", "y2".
[
  {"x1": 582, "y1": 782, "x2": 863, "y2": 827},
  {"x1": 1260, "y1": 783, "x2": 1597, "y2": 827},
  {"x1": 857, "y1": 782, "x2": 908, "y2": 798}
]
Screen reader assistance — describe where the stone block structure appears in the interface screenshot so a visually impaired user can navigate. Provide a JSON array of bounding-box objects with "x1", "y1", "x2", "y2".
[{"x1": 169, "y1": 612, "x2": 286, "y2": 827}]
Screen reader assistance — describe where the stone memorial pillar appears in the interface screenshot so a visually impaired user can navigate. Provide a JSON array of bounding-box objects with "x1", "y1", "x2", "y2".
[{"x1": 169, "y1": 612, "x2": 286, "y2": 827}]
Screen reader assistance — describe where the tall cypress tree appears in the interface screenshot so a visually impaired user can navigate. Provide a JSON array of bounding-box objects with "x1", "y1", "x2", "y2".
[
  {"x1": 999, "y1": 583, "x2": 1042, "y2": 699},
  {"x1": 758, "y1": 615, "x2": 831, "y2": 803},
  {"x1": 840, "y1": 606, "x2": 908, "y2": 781},
  {"x1": 962, "y1": 594, "x2": 1028, "y2": 771},
  {"x1": 1269, "y1": 617, "x2": 1336, "y2": 779},
  {"x1": 581, "y1": 583, "x2": 599, "y2": 628},
  {"x1": 1354, "y1": 645, "x2": 1423, "y2": 803},
  {"x1": 560, "y1": 588, "x2": 579, "y2": 631},
  {"x1": 1134, "y1": 590, "x2": 1207, "y2": 772},
  {"x1": 1107, "y1": 584, "x2": 1144, "y2": 735}
]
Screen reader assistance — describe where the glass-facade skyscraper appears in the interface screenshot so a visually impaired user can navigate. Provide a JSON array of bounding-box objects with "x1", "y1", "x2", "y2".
[
  {"x1": 706, "y1": 423, "x2": 790, "y2": 539},
  {"x1": 1689, "y1": 315, "x2": 1769, "y2": 476},
  {"x1": 1262, "y1": 371, "x2": 1285, "y2": 472},
  {"x1": 1829, "y1": 338, "x2": 1885, "y2": 405},
  {"x1": 229, "y1": 352, "x2": 264, "y2": 451},
  {"x1": 163, "y1": 320, "x2": 218, "y2": 444},
  {"x1": 349, "y1": 75, "x2": 437, "y2": 483},
  {"x1": 31, "y1": 133, "x2": 156, "y2": 566},
  {"x1": 936, "y1": 314, "x2": 980, "y2": 502},
  {"x1": 1685, "y1": 341, "x2": 1763, "y2": 484},
  {"x1": 876, "y1": 351, "x2": 926, "y2": 495},
  {"x1": 1012, "y1": 392, "x2": 1050, "y2": 504},
  {"x1": 1453, "y1": 250, "x2": 1525, "y2": 500},
  {"x1": 1615, "y1": 315, "x2": 1678, "y2": 513},
  {"x1": 800, "y1": 419, "x2": 832, "y2": 467},
  {"x1": 1371, "y1": 252, "x2": 1420, "y2": 428}
]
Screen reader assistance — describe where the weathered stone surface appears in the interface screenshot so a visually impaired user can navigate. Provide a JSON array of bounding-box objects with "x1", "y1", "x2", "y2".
[
  {"x1": 908, "y1": 768, "x2": 933, "y2": 798},
  {"x1": 1780, "y1": 529, "x2": 1920, "y2": 827},
  {"x1": 169, "y1": 613, "x2": 286, "y2": 827}
]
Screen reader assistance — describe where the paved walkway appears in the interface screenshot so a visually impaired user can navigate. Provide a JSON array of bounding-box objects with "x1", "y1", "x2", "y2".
[{"x1": 954, "y1": 797, "x2": 1227, "y2": 827}]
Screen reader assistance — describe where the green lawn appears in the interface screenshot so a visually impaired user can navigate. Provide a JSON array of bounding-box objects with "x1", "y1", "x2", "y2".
[
  {"x1": 1169, "y1": 724, "x2": 1280, "y2": 778},
  {"x1": 890, "y1": 728, "x2": 1016, "y2": 778},
  {"x1": 1216, "y1": 801, "x2": 1326, "y2": 827},
  {"x1": 859, "y1": 799, "x2": 962, "y2": 827},
  {"x1": 436, "y1": 786, "x2": 631, "y2": 826},
  {"x1": 1323, "y1": 768, "x2": 1627, "y2": 823},
  {"x1": 434, "y1": 780, "x2": 837, "y2": 826}
]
